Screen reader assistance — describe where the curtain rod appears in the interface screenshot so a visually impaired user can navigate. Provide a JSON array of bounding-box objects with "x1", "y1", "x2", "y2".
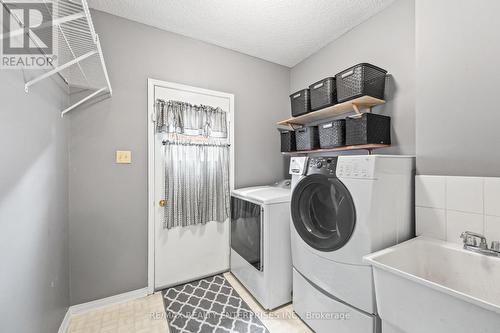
[{"x1": 162, "y1": 140, "x2": 230, "y2": 147}]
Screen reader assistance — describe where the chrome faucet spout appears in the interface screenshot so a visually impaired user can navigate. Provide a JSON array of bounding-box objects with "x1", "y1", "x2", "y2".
[
  {"x1": 460, "y1": 231, "x2": 500, "y2": 257},
  {"x1": 461, "y1": 231, "x2": 486, "y2": 247}
]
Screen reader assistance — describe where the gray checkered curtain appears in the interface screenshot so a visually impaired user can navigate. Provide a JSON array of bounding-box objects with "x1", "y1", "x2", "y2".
[
  {"x1": 157, "y1": 100, "x2": 230, "y2": 229},
  {"x1": 162, "y1": 140, "x2": 230, "y2": 229},
  {"x1": 156, "y1": 100, "x2": 228, "y2": 138}
]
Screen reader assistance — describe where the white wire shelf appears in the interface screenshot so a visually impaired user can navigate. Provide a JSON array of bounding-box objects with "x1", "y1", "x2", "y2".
[{"x1": 1, "y1": 0, "x2": 112, "y2": 116}]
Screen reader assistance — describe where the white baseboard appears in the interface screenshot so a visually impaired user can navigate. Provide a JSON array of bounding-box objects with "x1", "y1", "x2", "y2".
[
  {"x1": 70, "y1": 287, "x2": 150, "y2": 315},
  {"x1": 58, "y1": 287, "x2": 150, "y2": 332},
  {"x1": 57, "y1": 308, "x2": 72, "y2": 333}
]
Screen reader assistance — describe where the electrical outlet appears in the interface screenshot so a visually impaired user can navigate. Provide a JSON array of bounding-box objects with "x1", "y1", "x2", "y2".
[{"x1": 116, "y1": 150, "x2": 132, "y2": 164}]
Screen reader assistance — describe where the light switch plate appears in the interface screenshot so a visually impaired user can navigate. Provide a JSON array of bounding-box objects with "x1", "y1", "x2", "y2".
[{"x1": 116, "y1": 150, "x2": 131, "y2": 164}]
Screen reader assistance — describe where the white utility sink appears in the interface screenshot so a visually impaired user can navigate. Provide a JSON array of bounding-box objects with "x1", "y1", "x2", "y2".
[{"x1": 363, "y1": 236, "x2": 500, "y2": 333}]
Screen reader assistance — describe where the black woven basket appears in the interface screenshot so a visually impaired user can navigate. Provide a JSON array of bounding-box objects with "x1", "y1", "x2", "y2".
[
  {"x1": 295, "y1": 126, "x2": 320, "y2": 151},
  {"x1": 336, "y1": 63, "x2": 387, "y2": 103},
  {"x1": 309, "y1": 77, "x2": 337, "y2": 111},
  {"x1": 290, "y1": 89, "x2": 311, "y2": 117},
  {"x1": 280, "y1": 130, "x2": 296, "y2": 152},
  {"x1": 318, "y1": 119, "x2": 345, "y2": 148},
  {"x1": 346, "y1": 113, "x2": 391, "y2": 145}
]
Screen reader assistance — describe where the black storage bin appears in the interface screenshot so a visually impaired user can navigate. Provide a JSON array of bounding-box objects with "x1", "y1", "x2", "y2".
[
  {"x1": 290, "y1": 89, "x2": 311, "y2": 117},
  {"x1": 318, "y1": 119, "x2": 346, "y2": 148},
  {"x1": 295, "y1": 126, "x2": 320, "y2": 151},
  {"x1": 346, "y1": 113, "x2": 391, "y2": 145},
  {"x1": 280, "y1": 130, "x2": 296, "y2": 152},
  {"x1": 309, "y1": 77, "x2": 337, "y2": 111},
  {"x1": 336, "y1": 63, "x2": 387, "y2": 103}
]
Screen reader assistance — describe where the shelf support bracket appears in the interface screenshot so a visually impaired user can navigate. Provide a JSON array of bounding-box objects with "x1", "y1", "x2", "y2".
[
  {"x1": 288, "y1": 123, "x2": 302, "y2": 131},
  {"x1": 61, "y1": 87, "x2": 107, "y2": 117},
  {"x1": 352, "y1": 103, "x2": 362, "y2": 116},
  {"x1": 25, "y1": 50, "x2": 98, "y2": 92},
  {"x1": 94, "y1": 34, "x2": 113, "y2": 95}
]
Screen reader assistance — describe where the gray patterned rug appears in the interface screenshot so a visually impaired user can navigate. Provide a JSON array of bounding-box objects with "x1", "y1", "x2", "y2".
[{"x1": 162, "y1": 274, "x2": 269, "y2": 333}]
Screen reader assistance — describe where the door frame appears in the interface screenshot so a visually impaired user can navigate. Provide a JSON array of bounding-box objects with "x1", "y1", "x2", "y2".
[{"x1": 147, "y1": 78, "x2": 235, "y2": 294}]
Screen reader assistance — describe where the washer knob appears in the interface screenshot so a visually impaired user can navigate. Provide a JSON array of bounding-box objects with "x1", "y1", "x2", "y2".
[{"x1": 316, "y1": 161, "x2": 323, "y2": 168}]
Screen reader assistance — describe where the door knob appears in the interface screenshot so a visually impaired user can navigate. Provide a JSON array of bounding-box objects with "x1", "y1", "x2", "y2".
[{"x1": 159, "y1": 199, "x2": 167, "y2": 207}]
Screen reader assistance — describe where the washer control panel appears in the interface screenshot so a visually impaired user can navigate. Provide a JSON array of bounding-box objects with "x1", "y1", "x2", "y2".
[
  {"x1": 307, "y1": 157, "x2": 338, "y2": 176},
  {"x1": 336, "y1": 156, "x2": 375, "y2": 179},
  {"x1": 289, "y1": 156, "x2": 309, "y2": 175}
]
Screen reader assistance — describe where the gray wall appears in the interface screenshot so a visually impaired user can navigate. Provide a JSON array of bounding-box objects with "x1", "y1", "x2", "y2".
[
  {"x1": 290, "y1": 0, "x2": 415, "y2": 155},
  {"x1": 0, "y1": 70, "x2": 69, "y2": 332},
  {"x1": 67, "y1": 10, "x2": 290, "y2": 305},
  {"x1": 416, "y1": 0, "x2": 500, "y2": 176}
]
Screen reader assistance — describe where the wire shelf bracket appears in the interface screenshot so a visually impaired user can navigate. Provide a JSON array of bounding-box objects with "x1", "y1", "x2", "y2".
[
  {"x1": 25, "y1": 50, "x2": 98, "y2": 91},
  {"x1": 2, "y1": 0, "x2": 113, "y2": 117}
]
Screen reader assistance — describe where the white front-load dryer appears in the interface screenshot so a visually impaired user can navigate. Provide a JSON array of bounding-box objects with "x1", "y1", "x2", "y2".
[{"x1": 290, "y1": 155, "x2": 414, "y2": 333}]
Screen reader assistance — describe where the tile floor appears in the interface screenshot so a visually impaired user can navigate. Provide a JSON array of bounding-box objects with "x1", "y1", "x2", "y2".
[
  {"x1": 223, "y1": 273, "x2": 312, "y2": 333},
  {"x1": 65, "y1": 272, "x2": 312, "y2": 333},
  {"x1": 66, "y1": 292, "x2": 169, "y2": 333}
]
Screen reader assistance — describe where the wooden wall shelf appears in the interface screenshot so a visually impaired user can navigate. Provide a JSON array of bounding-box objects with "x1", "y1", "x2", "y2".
[
  {"x1": 277, "y1": 95, "x2": 385, "y2": 129},
  {"x1": 281, "y1": 143, "x2": 389, "y2": 156}
]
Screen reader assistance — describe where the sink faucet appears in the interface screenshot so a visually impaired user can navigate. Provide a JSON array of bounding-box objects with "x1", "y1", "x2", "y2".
[{"x1": 460, "y1": 231, "x2": 500, "y2": 257}]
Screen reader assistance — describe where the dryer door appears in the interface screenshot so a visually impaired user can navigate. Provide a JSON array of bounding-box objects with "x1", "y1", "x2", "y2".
[{"x1": 291, "y1": 174, "x2": 356, "y2": 252}]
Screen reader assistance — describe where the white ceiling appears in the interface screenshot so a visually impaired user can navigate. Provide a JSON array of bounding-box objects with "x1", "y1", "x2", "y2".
[{"x1": 88, "y1": 0, "x2": 395, "y2": 67}]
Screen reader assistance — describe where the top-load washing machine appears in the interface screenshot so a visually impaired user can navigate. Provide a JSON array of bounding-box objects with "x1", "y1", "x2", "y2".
[
  {"x1": 230, "y1": 184, "x2": 292, "y2": 310},
  {"x1": 289, "y1": 155, "x2": 414, "y2": 333}
]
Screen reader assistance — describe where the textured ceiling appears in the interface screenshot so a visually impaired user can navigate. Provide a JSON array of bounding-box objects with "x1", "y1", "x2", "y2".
[{"x1": 88, "y1": 0, "x2": 395, "y2": 67}]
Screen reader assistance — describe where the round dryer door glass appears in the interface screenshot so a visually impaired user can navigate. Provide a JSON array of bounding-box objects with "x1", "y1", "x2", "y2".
[{"x1": 291, "y1": 174, "x2": 356, "y2": 252}]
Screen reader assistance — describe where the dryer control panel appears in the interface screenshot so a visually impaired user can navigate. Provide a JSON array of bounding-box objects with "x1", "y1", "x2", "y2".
[
  {"x1": 307, "y1": 157, "x2": 338, "y2": 176},
  {"x1": 336, "y1": 156, "x2": 376, "y2": 179}
]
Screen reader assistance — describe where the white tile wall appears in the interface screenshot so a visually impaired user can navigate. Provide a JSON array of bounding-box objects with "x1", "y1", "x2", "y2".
[
  {"x1": 485, "y1": 215, "x2": 500, "y2": 244},
  {"x1": 484, "y1": 178, "x2": 500, "y2": 217},
  {"x1": 416, "y1": 175, "x2": 500, "y2": 244},
  {"x1": 416, "y1": 207, "x2": 446, "y2": 240},
  {"x1": 446, "y1": 210, "x2": 483, "y2": 244},
  {"x1": 446, "y1": 177, "x2": 483, "y2": 214},
  {"x1": 415, "y1": 176, "x2": 446, "y2": 209}
]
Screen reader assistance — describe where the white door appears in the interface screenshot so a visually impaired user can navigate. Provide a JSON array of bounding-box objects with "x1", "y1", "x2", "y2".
[{"x1": 148, "y1": 80, "x2": 234, "y2": 291}]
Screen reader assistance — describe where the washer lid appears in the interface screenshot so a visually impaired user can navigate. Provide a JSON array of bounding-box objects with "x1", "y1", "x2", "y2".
[{"x1": 232, "y1": 186, "x2": 291, "y2": 204}]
